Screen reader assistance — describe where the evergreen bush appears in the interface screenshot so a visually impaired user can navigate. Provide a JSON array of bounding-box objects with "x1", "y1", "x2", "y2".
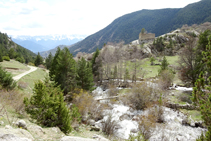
[
  {"x1": 0, "y1": 65, "x2": 16, "y2": 90},
  {"x1": 3, "y1": 56, "x2": 10, "y2": 61},
  {"x1": 24, "y1": 78, "x2": 72, "y2": 134}
]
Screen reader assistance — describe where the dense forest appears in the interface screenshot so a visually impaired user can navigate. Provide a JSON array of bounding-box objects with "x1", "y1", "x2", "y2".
[{"x1": 0, "y1": 32, "x2": 36, "y2": 63}]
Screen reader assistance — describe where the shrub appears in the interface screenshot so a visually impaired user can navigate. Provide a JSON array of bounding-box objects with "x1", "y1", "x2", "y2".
[
  {"x1": 24, "y1": 79, "x2": 72, "y2": 134},
  {"x1": 0, "y1": 65, "x2": 16, "y2": 90},
  {"x1": 72, "y1": 88, "x2": 106, "y2": 121},
  {"x1": 28, "y1": 62, "x2": 35, "y2": 66},
  {"x1": 70, "y1": 104, "x2": 81, "y2": 124},
  {"x1": 158, "y1": 69, "x2": 174, "y2": 90},
  {"x1": 0, "y1": 90, "x2": 25, "y2": 114},
  {"x1": 102, "y1": 114, "x2": 118, "y2": 136},
  {"x1": 122, "y1": 82, "x2": 160, "y2": 110},
  {"x1": 3, "y1": 56, "x2": 10, "y2": 61},
  {"x1": 15, "y1": 57, "x2": 23, "y2": 63}
]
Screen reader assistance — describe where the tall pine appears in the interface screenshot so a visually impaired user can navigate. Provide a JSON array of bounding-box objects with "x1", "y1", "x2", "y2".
[
  {"x1": 50, "y1": 47, "x2": 76, "y2": 94},
  {"x1": 76, "y1": 57, "x2": 94, "y2": 91},
  {"x1": 45, "y1": 52, "x2": 53, "y2": 70},
  {"x1": 34, "y1": 52, "x2": 43, "y2": 66},
  {"x1": 193, "y1": 35, "x2": 211, "y2": 140}
]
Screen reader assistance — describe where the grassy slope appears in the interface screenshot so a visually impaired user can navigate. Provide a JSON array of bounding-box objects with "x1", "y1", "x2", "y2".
[
  {"x1": 0, "y1": 60, "x2": 30, "y2": 76},
  {"x1": 18, "y1": 68, "x2": 48, "y2": 94},
  {"x1": 126, "y1": 55, "x2": 179, "y2": 78}
]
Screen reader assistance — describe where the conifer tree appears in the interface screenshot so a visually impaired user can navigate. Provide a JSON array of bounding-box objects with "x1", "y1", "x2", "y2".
[
  {"x1": 9, "y1": 48, "x2": 15, "y2": 59},
  {"x1": 76, "y1": 57, "x2": 94, "y2": 91},
  {"x1": 91, "y1": 48, "x2": 100, "y2": 79},
  {"x1": 49, "y1": 47, "x2": 61, "y2": 79},
  {"x1": 193, "y1": 35, "x2": 211, "y2": 140},
  {"x1": 34, "y1": 52, "x2": 43, "y2": 66},
  {"x1": 45, "y1": 52, "x2": 53, "y2": 70},
  {"x1": 0, "y1": 65, "x2": 16, "y2": 90},
  {"x1": 159, "y1": 56, "x2": 169, "y2": 74},
  {"x1": 50, "y1": 47, "x2": 76, "y2": 94},
  {"x1": 24, "y1": 78, "x2": 72, "y2": 134}
]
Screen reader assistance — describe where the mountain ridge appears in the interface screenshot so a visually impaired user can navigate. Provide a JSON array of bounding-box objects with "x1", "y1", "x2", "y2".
[
  {"x1": 67, "y1": 0, "x2": 211, "y2": 56},
  {"x1": 11, "y1": 34, "x2": 86, "y2": 53}
]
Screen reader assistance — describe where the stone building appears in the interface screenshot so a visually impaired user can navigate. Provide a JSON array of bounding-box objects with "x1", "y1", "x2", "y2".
[{"x1": 139, "y1": 32, "x2": 155, "y2": 44}]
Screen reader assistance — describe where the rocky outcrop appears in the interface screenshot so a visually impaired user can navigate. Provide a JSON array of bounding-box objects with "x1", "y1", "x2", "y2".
[
  {"x1": 0, "y1": 134, "x2": 31, "y2": 141},
  {"x1": 0, "y1": 125, "x2": 34, "y2": 141}
]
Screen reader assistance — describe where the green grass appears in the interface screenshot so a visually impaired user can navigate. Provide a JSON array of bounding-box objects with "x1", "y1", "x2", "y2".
[
  {"x1": 124, "y1": 55, "x2": 179, "y2": 79},
  {"x1": 0, "y1": 59, "x2": 30, "y2": 76},
  {"x1": 180, "y1": 109, "x2": 202, "y2": 121},
  {"x1": 18, "y1": 68, "x2": 48, "y2": 94},
  {"x1": 0, "y1": 59, "x2": 29, "y2": 70}
]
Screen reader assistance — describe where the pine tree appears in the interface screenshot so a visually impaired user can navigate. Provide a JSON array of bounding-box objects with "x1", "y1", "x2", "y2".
[
  {"x1": 193, "y1": 35, "x2": 211, "y2": 141},
  {"x1": 50, "y1": 47, "x2": 76, "y2": 94},
  {"x1": 159, "y1": 56, "x2": 169, "y2": 74},
  {"x1": 0, "y1": 65, "x2": 16, "y2": 90},
  {"x1": 24, "y1": 78, "x2": 72, "y2": 134},
  {"x1": 76, "y1": 57, "x2": 94, "y2": 91},
  {"x1": 45, "y1": 52, "x2": 53, "y2": 70},
  {"x1": 34, "y1": 52, "x2": 43, "y2": 66},
  {"x1": 91, "y1": 48, "x2": 100, "y2": 79},
  {"x1": 49, "y1": 47, "x2": 61, "y2": 79},
  {"x1": 9, "y1": 48, "x2": 15, "y2": 59}
]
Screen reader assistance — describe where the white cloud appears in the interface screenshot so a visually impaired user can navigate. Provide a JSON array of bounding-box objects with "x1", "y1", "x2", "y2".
[{"x1": 0, "y1": 0, "x2": 201, "y2": 36}]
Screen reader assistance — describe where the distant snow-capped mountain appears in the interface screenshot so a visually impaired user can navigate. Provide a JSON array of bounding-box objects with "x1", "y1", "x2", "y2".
[{"x1": 10, "y1": 34, "x2": 86, "y2": 53}]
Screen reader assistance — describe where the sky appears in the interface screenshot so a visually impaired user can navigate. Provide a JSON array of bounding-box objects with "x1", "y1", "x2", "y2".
[{"x1": 0, "y1": 0, "x2": 201, "y2": 37}]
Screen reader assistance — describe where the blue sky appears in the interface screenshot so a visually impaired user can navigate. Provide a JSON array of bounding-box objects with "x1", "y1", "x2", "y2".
[{"x1": 0, "y1": 0, "x2": 200, "y2": 36}]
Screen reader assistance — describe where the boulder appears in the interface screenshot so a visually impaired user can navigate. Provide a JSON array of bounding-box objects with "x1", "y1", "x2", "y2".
[
  {"x1": 0, "y1": 128, "x2": 34, "y2": 140},
  {"x1": 16, "y1": 120, "x2": 27, "y2": 129},
  {"x1": 27, "y1": 125, "x2": 45, "y2": 136},
  {"x1": 182, "y1": 118, "x2": 189, "y2": 126},
  {"x1": 90, "y1": 126, "x2": 100, "y2": 132},
  {"x1": 119, "y1": 114, "x2": 131, "y2": 121},
  {"x1": 0, "y1": 134, "x2": 31, "y2": 141},
  {"x1": 61, "y1": 136, "x2": 96, "y2": 141},
  {"x1": 5, "y1": 125, "x2": 13, "y2": 129},
  {"x1": 0, "y1": 121, "x2": 4, "y2": 125},
  {"x1": 130, "y1": 128, "x2": 138, "y2": 133},
  {"x1": 87, "y1": 119, "x2": 95, "y2": 126},
  {"x1": 93, "y1": 134, "x2": 110, "y2": 141},
  {"x1": 176, "y1": 35, "x2": 187, "y2": 44}
]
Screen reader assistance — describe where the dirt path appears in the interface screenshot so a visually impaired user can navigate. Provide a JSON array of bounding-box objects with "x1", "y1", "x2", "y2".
[{"x1": 13, "y1": 66, "x2": 37, "y2": 81}]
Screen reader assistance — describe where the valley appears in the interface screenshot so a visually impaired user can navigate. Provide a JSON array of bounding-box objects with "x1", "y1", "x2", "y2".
[{"x1": 0, "y1": 0, "x2": 211, "y2": 140}]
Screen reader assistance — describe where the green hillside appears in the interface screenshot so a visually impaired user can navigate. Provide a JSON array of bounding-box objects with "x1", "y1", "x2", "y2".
[
  {"x1": 69, "y1": 0, "x2": 211, "y2": 56},
  {"x1": 0, "y1": 32, "x2": 36, "y2": 63}
]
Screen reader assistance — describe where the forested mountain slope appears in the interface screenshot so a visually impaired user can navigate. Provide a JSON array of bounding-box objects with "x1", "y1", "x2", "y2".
[
  {"x1": 0, "y1": 32, "x2": 36, "y2": 63},
  {"x1": 69, "y1": 0, "x2": 211, "y2": 56}
]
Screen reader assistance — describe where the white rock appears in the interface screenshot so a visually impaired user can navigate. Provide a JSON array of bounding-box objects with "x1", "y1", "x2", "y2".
[
  {"x1": 5, "y1": 125, "x2": 13, "y2": 129},
  {"x1": 60, "y1": 136, "x2": 96, "y2": 141},
  {"x1": 0, "y1": 121, "x2": 4, "y2": 125},
  {"x1": 0, "y1": 134, "x2": 31, "y2": 141},
  {"x1": 93, "y1": 134, "x2": 110, "y2": 141},
  {"x1": 16, "y1": 120, "x2": 27, "y2": 129}
]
